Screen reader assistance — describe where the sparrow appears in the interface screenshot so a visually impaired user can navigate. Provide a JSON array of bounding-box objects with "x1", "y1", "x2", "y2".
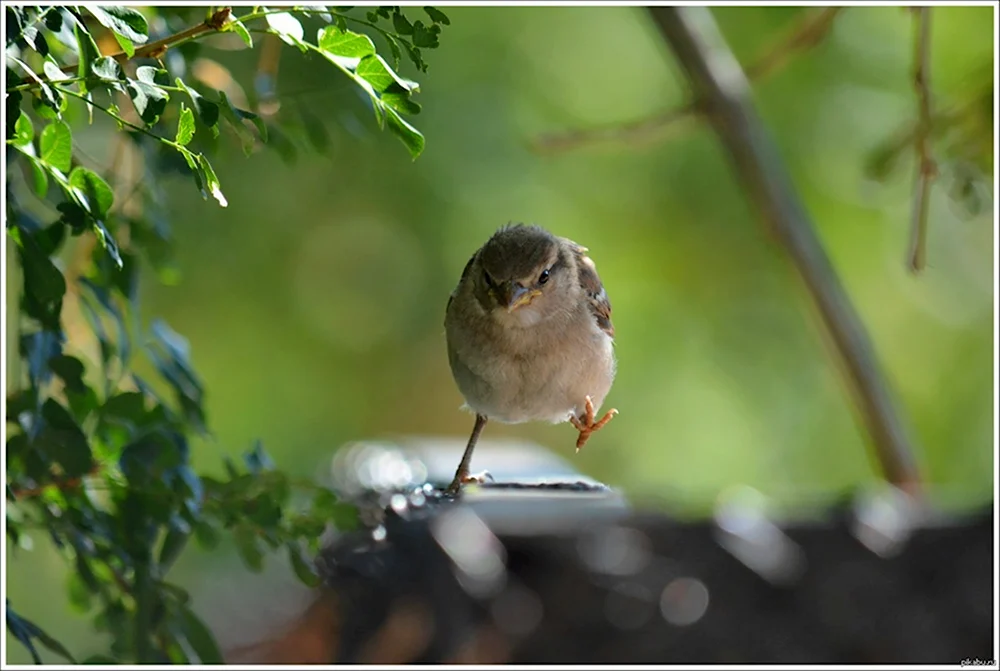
[{"x1": 443, "y1": 223, "x2": 618, "y2": 494}]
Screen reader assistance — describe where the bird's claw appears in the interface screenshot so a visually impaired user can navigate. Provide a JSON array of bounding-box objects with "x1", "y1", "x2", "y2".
[
  {"x1": 445, "y1": 469, "x2": 494, "y2": 495},
  {"x1": 569, "y1": 395, "x2": 618, "y2": 452}
]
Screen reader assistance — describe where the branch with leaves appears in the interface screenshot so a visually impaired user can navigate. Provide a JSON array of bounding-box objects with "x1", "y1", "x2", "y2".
[{"x1": 5, "y1": 4, "x2": 450, "y2": 664}]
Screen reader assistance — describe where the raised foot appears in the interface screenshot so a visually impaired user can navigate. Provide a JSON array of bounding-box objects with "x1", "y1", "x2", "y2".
[
  {"x1": 444, "y1": 470, "x2": 494, "y2": 495},
  {"x1": 569, "y1": 395, "x2": 618, "y2": 452}
]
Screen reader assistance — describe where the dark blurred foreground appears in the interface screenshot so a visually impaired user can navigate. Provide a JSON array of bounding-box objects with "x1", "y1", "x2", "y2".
[{"x1": 227, "y1": 439, "x2": 995, "y2": 665}]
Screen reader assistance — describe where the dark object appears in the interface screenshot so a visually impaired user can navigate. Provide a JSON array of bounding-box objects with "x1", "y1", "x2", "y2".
[
  {"x1": 311, "y1": 485, "x2": 993, "y2": 664},
  {"x1": 225, "y1": 440, "x2": 993, "y2": 664}
]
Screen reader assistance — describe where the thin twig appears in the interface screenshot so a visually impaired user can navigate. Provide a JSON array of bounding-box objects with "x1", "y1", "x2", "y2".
[
  {"x1": 907, "y1": 8, "x2": 936, "y2": 274},
  {"x1": 649, "y1": 7, "x2": 923, "y2": 497},
  {"x1": 532, "y1": 7, "x2": 844, "y2": 155}
]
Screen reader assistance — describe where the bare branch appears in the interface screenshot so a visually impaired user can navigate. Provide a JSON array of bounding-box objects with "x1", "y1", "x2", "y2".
[
  {"x1": 648, "y1": 7, "x2": 923, "y2": 496},
  {"x1": 531, "y1": 7, "x2": 843, "y2": 156},
  {"x1": 907, "y1": 8, "x2": 936, "y2": 274}
]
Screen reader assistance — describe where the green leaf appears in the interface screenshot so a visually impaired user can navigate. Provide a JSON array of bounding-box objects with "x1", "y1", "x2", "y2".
[
  {"x1": 310, "y1": 488, "x2": 359, "y2": 530},
  {"x1": 6, "y1": 87, "x2": 23, "y2": 140},
  {"x1": 91, "y1": 220, "x2": 122, "y2": 269},
  {"x1": 411, "y1": 20, "x2": 440, "y2": 48},
  {"x1": 137, "y1": 65, "x2": 170, "y2": 86},
  {"x1": 48, "y1": 355, "x2": 86, "y2": 392},
  {"x1": 86, "y1": 6, "x2": 149, "y2": 44},
  {"x1": 356, "y1": 54, "x2": 413, "y2": 93},
  {"x1": 39, "y1": 399, "x2": 93, "y2": 478},
  {"x1": 125, "y1": 77, "x2": 169, "y2": 125},
  {"x1": 175, "y1": 104, "x2": 195, "y2": 146},
  {"x1": 193, "y1": 521, "x2": 219, "y2": 550},
  {"x1": 73, "y1": 21, "x2": 102, "y2": 88},
  {"x1": 158, "y1": 527, "x2": 190, "y2": 570},
  {"x1": 29, "y1": 157, "x2": 50, "y2": 199},
  {"x1": 392, "y1": 12, "x2": 413, "y2": 35},
  {"x1": 385, "y1": 107, "x2": 425, "y2": 159},
  {"x1": 18, "y1": 235, "x2": 65, "y2": 330},
  {"x1": 39, "y1": 121, "x2": 72, "y2": 172},
  {"x1": 227, "y1": 17, "x2": 253, "y2": 48},
  {"x1": 424, "y1": 7, "x2": 451, "y2": 25},
  {"x1": 91, "y1": 56, "x2": 124, "y2": 83},
  {"x1": 115, "y1": 33, "x2": 136, "y2": 58},
  {"x1": 31, "y1": 627, "x2": 78, "y2": 665},
  {"x1": 381, "y1": 89, "x2": 421, "y2": 116},
  {"x1": 6, "y1": 604, "x2": 78, "y2": 664},
  {"x1": 176, "y1": 78, "x2": 220, "y2": 133},
  {"x1": 318, "y1": 25, "x2": 375, "y2": 58},
  {"x1": 287, "y1": 542, "x2": 320, "y2": 588},
  {"x1": 177, "y1": 606, "x2": 223, "y2": 664},
  {"x1": 42, "y1": 60, "x2": 70, "y2": 83},
  {"x1": 11, "y1": 114, "x2": 33, "y2": 148},
  {"x1": 68, "y1": 167, "x2": 114, "y2": 219},
  {"x1": 233, "y1": 524, "x2": 264, "y2": 572},
  {"x1": 217, "y1": 92, "x2": 255, "y2": 156},
  {"x1": 197, "y1": 155, "x2": 227, "y2": 207},
  {"x1": 66, "y1": 572, "x2": 94, "y2": 613},
  {"x1": 265, "y1": 12, "x2": 304, "y2": 47}
]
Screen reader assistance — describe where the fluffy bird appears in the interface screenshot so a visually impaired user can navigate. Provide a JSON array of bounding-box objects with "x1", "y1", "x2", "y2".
[{"x1": 444, "y1": 223, "x2": 618, "y2": 493}]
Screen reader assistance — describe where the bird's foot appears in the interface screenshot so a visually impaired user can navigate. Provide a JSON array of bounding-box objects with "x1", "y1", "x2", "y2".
[
  {"x1": 569, "y1": 395, "x2": 618, "y2": 452},
  {"x1": 444, "y1": 470, "x2": 494, "y2": 495}
]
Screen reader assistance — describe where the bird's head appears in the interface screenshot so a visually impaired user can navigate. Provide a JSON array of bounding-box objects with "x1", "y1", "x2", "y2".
[{"x1": 474, "y1": 223, "x2": 575, "y2": 327}]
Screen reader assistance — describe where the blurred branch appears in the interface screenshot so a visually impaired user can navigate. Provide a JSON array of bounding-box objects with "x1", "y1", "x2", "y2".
[
  {"x1": 907, "y1": 8, "x2": 936, "y2": 273},
  {"x1": 531, "y1": 7, "x2": 843, "y2": 155},
  {"x1": 648, "y1": 7, "x2": 923, "y2": 496}
]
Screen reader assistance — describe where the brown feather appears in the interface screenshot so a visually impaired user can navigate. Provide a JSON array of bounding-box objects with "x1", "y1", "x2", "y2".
[{"x1": 564, "y1": 240, "x2": 614, "y2": 339}]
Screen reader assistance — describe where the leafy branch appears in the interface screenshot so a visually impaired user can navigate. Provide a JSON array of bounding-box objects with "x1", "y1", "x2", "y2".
[{"x1": 4, "y1": 4, "x2": 451, "y2": 664}]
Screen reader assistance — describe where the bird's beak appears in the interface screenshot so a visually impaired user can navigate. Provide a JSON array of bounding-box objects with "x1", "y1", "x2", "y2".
[{"x1": 499, "y1": 282, "x2": 542, "y2": 312}]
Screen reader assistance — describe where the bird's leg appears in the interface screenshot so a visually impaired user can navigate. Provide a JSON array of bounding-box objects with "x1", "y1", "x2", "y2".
[
  {"x1": 446, "y1": 413, "x2": 489, "y2": 494},
  {"x1": 568, "y1": 395, "x2": 618, "y2": 452}
]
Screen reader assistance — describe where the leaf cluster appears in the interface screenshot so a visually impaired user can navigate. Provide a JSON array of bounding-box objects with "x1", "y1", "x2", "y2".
[{"x1": 4, "y1": 3, "x2": 443, "y2": 663}]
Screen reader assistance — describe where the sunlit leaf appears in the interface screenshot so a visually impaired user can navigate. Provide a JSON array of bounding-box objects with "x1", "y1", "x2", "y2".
[
  {"x1": 175, "y1": 104, "x2": 195, "y2": 146},
  {"x1": 318, "y1": 25, "x2": 375, "y2": 58},
  {"x1": 385, "y1": 106, "x2": 425, "y2": 159},
  {"x1": 86, "y1": 6, "x2": 149, "y2": 44},
  {"x1": 39, "y1": 120, "x2": 72, "y2": 172},
  {"x1": 11, "y1": 114, "x2": 33, "y2": 147},
  {"x1": 68, "y1": 167, "x2": 115, "y2": 219},
  {"x1": 265, "y1": 12, "x2": 305, "y2": 47},
  {"x1": 197, "y1": 155, "x2": 227, "y2": 207},
  {"x1": 226, "y1": 17, "x2": 253, "y2": 48}
]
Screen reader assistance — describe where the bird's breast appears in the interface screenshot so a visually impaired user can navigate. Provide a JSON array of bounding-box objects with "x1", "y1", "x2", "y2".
[{"x1": 445, "y1": 307, "x2": 615, "y2": 424}]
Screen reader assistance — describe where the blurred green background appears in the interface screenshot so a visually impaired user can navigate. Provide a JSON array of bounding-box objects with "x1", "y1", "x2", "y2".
[{"x1": 5, "y1": 5, "x2": 995, "y2": 662}]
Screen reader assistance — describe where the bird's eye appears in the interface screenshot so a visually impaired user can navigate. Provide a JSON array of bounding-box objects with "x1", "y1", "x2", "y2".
[
  {"x1": 483, "y1": 269, "x2": 494, "y2": 286},
  {"x1": 538, "y1": 269, "x2": 550, "y2": 285}
]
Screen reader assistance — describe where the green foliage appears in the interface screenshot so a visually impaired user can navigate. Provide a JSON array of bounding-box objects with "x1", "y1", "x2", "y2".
[{"x1": 3, "y1": 3, "x2": 440, "y2": 664}]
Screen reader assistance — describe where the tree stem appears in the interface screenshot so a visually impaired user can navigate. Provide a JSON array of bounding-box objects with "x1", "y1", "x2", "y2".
[{"x1": 648, "y1": 6, "x2": 923, "y2": 496}]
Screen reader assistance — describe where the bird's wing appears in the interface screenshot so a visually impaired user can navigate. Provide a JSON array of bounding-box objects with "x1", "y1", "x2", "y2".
[{"x1": 567, "y1": 241, "x2": 614, "y2": 339}]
